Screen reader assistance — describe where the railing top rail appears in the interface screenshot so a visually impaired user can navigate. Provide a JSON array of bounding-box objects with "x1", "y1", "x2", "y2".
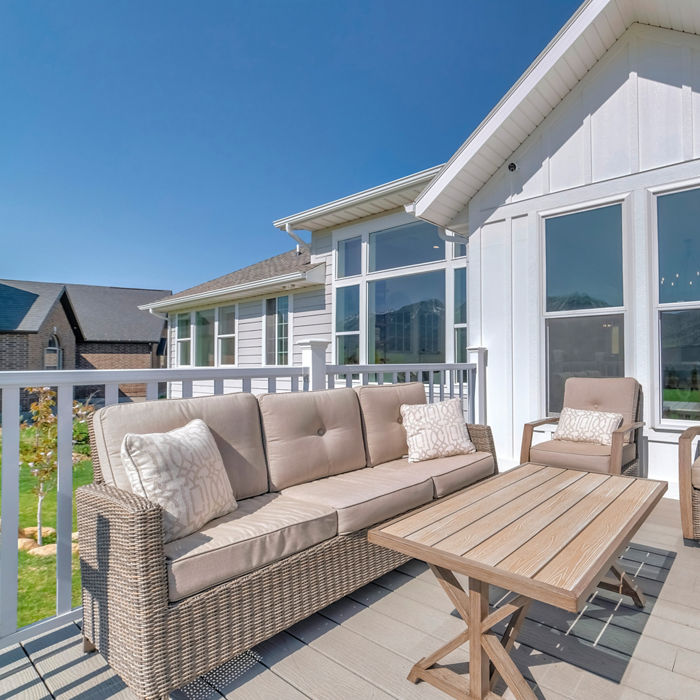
[
  {"x1": 0, "y1": 366, "x2": 308, "y2": 387},
  {"x1": 326, "y1": 363, "x2": 476, "y2": 373}
]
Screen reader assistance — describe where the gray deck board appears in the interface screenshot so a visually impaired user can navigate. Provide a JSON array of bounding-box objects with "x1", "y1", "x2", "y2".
[{"x1": 2, "y1": 496, "x2": 700, "y2": 700}]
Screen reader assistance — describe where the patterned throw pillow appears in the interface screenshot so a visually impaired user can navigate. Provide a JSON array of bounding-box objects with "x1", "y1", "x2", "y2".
[
  {"x1": 121, "y1": 418, "x2": 237, "y2": 543},
  {"x1": 400, "y1": 398, "x2": 476, "y2": 463},
  {"x1": 553, "y1": 407, "x2": 623, "y2": 446}
]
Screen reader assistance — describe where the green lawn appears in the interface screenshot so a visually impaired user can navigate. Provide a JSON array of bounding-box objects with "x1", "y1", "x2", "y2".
[
  {"x1": 1, "y1": 428, "x2": 94, "y2": 628},
  {"x1": 663, "y1": 388, "x2": 700, "y2": 403}
]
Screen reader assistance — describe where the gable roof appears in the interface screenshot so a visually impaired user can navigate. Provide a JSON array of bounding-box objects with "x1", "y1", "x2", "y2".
[
  {"x1": 414, "y1": 0, "x2": 700, "y2": 228},
  {"x1": 142, "y1": 246, "x2": 325, "y2": 312},
  {"x1": 273, "y1": 164, "x2": 443, "y2": 233},
  {"x1": 0, "y1": 279, "x2": 170, "y2": 342}
]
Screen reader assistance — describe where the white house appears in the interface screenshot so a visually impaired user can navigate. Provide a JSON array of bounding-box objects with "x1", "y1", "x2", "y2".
[{"x1": 144, "y1": 0, "x2": 700, "y2": 495}]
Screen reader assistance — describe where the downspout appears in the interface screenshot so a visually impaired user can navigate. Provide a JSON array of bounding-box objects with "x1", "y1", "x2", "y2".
[{"x1": 285, "y1": 223, "x2": 306, "y2": 253}]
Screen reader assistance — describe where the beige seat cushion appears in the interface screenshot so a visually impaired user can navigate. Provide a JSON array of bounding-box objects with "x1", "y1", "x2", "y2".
[
  {"x1": 164, "y1": 493, "x2": 337, "y2": 602},
  {"x1": 563, "y1": 377, "x2": 640, "y2": 444},
  {"x1": 282, "y1": 467, "x2": 433, "y2": 534},
  {"x1": 92, "y1": 392, "x2": 268, "y2": 500},
  {"x1": 692, "y1": 456, "x2": 700, "y2": 489},
  {"x1": 355, "y1": 382, "x2": 426, "y2": 466},
  {"x1": 375, "y1": 452, "x2": 495, "y2": 498},
  {"x1": 530, "y1": 439, "x2": 636, "y2": 474},
  {"x1": 259, "y1": 388, "x2": 366, "y2": 491}
]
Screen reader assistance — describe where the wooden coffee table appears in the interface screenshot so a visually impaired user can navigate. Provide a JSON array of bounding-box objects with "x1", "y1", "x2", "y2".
[{"x1": 368, "y1": 463, "x2": 667, "y2": 700}]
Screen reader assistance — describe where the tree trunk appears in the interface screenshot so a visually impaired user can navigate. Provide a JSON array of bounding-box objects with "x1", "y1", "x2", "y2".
[{"x1": 37, "y1": 489, "x2": 45, "y2": 546}]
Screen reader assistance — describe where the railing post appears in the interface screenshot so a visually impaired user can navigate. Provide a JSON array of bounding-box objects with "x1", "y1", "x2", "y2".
[
  {"x1": 56, "y1": 384, "x2": 73, "y2": 615},
  {"x1": 468, "y1": 346, "x2": 487, "y2": 424},
  {"x1": 297, "y1": 338, "x2": 330, "y2": 392}
]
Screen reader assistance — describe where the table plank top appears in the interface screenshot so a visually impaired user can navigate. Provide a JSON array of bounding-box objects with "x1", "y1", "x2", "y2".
[{"x1": 368, "y1": 463, "x2": 667, "y2": 612}]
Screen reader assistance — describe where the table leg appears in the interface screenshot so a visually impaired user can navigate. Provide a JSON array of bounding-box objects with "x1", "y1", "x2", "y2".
[
  {"x1": 408, "y1": 565, "x2": 536, "y2": 700},
  {"x1": 598, "y1": 563, "x2": 646, "y2": 609}
]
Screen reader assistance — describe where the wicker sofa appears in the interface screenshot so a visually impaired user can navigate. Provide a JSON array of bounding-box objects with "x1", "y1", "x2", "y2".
[
  {"x1": 679, "y1": 424, "x2": 700, "y2": 540},
  {"x1": 77, "y1": 382, "x2": 498, "y2": 699}
]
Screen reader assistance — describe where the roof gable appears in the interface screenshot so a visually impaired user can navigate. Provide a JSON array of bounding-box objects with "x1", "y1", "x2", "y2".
[
  {"x1": 414, "y1": 0, "x2": 700, "y2": 228},
  {"x1": 0, "y1": 280, "x2": 65, "y2": 332}
]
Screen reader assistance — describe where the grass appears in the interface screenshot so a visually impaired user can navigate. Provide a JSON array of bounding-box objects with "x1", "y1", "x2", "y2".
[
  {"x1": 663, "y1": 388, "x2": 700, "y2": 403},
  {"x1": 1, "y1": 424, "x2": 94, "y2": 629}
]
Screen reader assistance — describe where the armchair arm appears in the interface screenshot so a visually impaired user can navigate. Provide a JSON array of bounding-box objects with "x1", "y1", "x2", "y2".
[
  {"x1": 467, "y1": 424, "x2": 499, "y2": 473},
  {"x1": 679, "y1": 425, "x2": 700, "y2": 538},
  {"x1": 76, "y1": 483, "x2": 168, "y2": 649},
  {"x1": 520, "y1": 417, "x2": 560, "y2": 464},
  {"x1": 610, "y1": 421, "x2": 644, "y2": 476}
]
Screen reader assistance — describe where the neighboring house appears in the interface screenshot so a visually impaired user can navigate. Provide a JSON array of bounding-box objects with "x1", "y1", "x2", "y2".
[{"x1": 0, "y1": 279, "x2": 170, "y2": 399}]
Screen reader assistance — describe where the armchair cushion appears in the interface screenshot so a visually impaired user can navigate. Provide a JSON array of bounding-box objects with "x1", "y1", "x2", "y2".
[
  {"x1": 355, "y1": 382, "x2": 426, "y2": 466},
  {"x1": 692, "y1": 456, "x2": 700, "y2": 489},
  {"x1": 553, "y1": 407, "x2": 623, "y2": 446},
  {"x1": 164, "y1": 493, "x2": 337, "y2": 601},
  {"x1": 530, "y1": 439, "x2": 635, "y2": 474},
  {"x1": 121, "y1": 419, "x2": 237, "y2": 543}
]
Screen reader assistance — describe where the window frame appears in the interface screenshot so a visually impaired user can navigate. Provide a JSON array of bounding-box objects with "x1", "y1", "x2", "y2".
[
  {"x1": 216, "y1": 304, "x2": 238, "y2": 368},
  {"x1": 331, "y1": 214, "x2": 468, "y2": 366},
  {"x1": 175, "y1": 312, "x2": 193, "y2": 367},
  {"x1": 262, "y1": 294, "x2": 293, "y2": 366},
  {"x1": 540, "y1": 196, "x2": 629, "y2": 415},
  {"x1": 173, "y1": 304, "x2": 239, "y2": 368},
  {"x1": 650, "y1": 179, "x2": 700, "y2": 428}
]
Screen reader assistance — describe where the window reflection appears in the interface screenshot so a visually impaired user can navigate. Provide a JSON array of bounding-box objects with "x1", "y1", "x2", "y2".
[
  {"x1": 369, "y1": 221, "x2": 444, "y2": 272},
  {"x1": 661, "y1": 309, "x2": 700, "y2": 420}
]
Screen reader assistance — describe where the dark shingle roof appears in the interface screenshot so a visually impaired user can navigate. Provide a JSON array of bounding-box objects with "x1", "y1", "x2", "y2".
[
  {"x1": 158, "y1": 246, "x2": 318, "y2": 304},
  {"x1": 0, "y1": 279, "x2": 171, "y2": 342}
]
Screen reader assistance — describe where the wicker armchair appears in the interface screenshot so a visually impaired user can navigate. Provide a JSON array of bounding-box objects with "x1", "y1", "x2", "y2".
[
  {"x1": 679, "y1": 424, "x2": 700, "y2": 540},
  {"x1": 78, "y1": 397, "x2": 498, "y2": 700},
  {"x1": 520, "y1": 377, "x2": 644, "y2": 476}
]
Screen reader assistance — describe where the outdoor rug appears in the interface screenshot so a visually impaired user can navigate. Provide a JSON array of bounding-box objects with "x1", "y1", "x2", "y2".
[{"x1": 446, "y1": 541, "x2": 677, "y2": 683}]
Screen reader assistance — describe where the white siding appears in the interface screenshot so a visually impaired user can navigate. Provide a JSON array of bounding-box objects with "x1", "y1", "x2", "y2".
[{"x1": 237, "y1": 299, "x2": 264, "y2": 367}]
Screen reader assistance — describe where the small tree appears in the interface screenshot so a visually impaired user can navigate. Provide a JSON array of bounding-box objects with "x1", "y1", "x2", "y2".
[{"x1": 20, "y1": 387, "x2": 94, "y2": 545}]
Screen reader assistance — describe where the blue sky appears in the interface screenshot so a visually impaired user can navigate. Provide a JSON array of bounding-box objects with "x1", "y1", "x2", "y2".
[{"x1": 0, "y1": 0, "x2": 580, "y2": 293}]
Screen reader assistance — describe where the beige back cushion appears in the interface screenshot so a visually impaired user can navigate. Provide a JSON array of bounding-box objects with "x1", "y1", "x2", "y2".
[
  {"x1": 355, "y1": 382, "x2": 427, "y2": 466},
  {"x1": 563, "y1": 377, "x2": 640, "y2": 444},
  {"x1": 259, "y1": 388, "x2": 367, "y2": 491},
  {"x1": 92, "y1": 392, "x2": 268, "y2": 500}
]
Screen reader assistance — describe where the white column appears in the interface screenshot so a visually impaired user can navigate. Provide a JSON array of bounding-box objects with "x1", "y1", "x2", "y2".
[{"x1": 297, "y1": 338, "x2": 330, "y2": 391}]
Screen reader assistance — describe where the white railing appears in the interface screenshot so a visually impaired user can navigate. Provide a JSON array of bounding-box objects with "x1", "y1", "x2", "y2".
[{"x1": 0, "y1": 347, "x2": 486, "y2": 647}]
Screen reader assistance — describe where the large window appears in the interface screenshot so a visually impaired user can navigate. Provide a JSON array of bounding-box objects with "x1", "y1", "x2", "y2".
[
  {"x1": 657, "y1": 187, "x2": 700, "y2": 421},
  {"x1": 369, "y1": 221, "x2": 444, "y2": 272},
  {"x1": 544, "y1": 204, "x2": 625, "y2": 413},
  {"x1": 368, "y1": 270, "x2": 445, "y2": 364},
  {"x1": 174, "y1": 305, "x2": 237, "y2": 367},
  {"x1": 454, "y1": 267, "x2": 467, "y2": 363},
  {"x1": 176, "y1": 313, "x2": 191, "y2": 366},
  {"x1": 337, "y1": 236, "x2": 361, "y2": 278},
  {"x1": 265, "y1": 295, "x2": 289, "y2": 365},
  {"x1": 335, "y1": 285, "x2": 360, "y2": 363},
  {"x1": 194, "y1": 309, "x2": 215, "y2": 367},
  {"x1": 217, "y1": 305, "x2": 236, "y2": 365}
]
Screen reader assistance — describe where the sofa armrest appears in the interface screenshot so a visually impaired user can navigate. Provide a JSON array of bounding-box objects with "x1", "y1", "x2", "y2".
[
  {"x1": 467, "y1": 424, "x2": 499, "y2": 473},
  {"x1": 76, "y1": 483, "x2": 168, "y2": 647},
  {"x1": 520, "y1": 417, "x2": 560, "y2": 464},
  {"x1": 610, "y1": 421, "x2": 644, "y2": 476},
  {"x1": 679, "y1": 425, "x2": 700, "y2": 538}
]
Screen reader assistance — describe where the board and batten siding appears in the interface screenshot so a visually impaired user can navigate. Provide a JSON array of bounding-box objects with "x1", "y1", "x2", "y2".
[{"x1": 461, "y1": 22, "x2": 700, "y2": 494}]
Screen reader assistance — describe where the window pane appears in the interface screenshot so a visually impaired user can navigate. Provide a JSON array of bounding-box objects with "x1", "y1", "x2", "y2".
[
  {"x1": 546, "y1": 314, "x2": 624, "y2": 413},
  {"x1": 178, "y1": 340, "x2": 191, "y2": 365},
  {"x1": 194, "y1": 309, "x2": 215, "y2": 366},
  {"x1": 336, "y1": 286, "x2": 359, "y2": 332},
  {"x1": 277, "y1": 296, "x2": 289, "y2": 365},
  {"x1": 455, "y1": 327, "x2": 468, "y2": 363},
  {"x1": 545, "y1": 205, "x2": 623, "y2": 311},
  {"x1": 337, "y1": 334, "x2": 359, "y2": 364},
  {"x1": 454, "y1": 241, "x2": 467, "y2": 258},
  {"x1": 368, "y1": 270, "x2": 445, "y2": 364},
  {"x1": 369, "y1": 221, "x2": 444, "y2": 272},
  {"x1": 454, "y1": 267, "x2": 467, "y2": 324},
  {"x1": 338, "y1": 237, "x2": 361, "y2": 278},
  {"x1": 219, "y1": 337, "x2": 236, "y2": 365},
  {"x1": 661, "y1": 309, "x2": 700, "y2": 420},
  {"x1": 658, "y1": 188, "x2": 700, "y2": 304},
  {"x1": 219, "y1": 305, "x2": 236, "y2": 335},
  {"x1": 177, "y1": 313, "x2": 190, "y2": 339},
  {"x1": 265, "y1": 298, "x2": 276, "y2": 364}
]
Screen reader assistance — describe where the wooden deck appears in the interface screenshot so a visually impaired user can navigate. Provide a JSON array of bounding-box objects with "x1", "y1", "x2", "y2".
[{"x1": 2, "y1": 496, "x2": 700, "y2": 700}]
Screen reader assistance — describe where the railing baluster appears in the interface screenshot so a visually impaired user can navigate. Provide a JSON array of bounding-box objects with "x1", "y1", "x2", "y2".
[
  {"x1": 362, "y1": 372, "x2": 369, "y2": 386},
  {"x1": 378, "y1": 373, "x2": 384, "y2": 385},
  {"x1": 181, "y1": 380, "x2": 193, "y2": 399},
  {"x1": 268, "y1": 376, "x2": 276, "y2": 393},
  {"x1": 146, "y1": 381, "x2": 158, "y2": 401},
  {"x1": 291, "y1": 376, "x2": 298, "y2": 392},
  {"x1": 345, "y1": 373, "x2": 352, "y2": 388},
  {"x1": 242, "y1": 377, "x2": 251, "y2": 393},
  {"x1": 105, "y1": 383, "x2": 119, "y2": 405},
  {"x1": 439, "y1": 371, "x2": 445, "y2": 401},
  {"x1": 213, "y1": 379, "x2": 224, "y2": 395},
  {"x1": 392, "y1": 372, "x2": 398, "y2": 384},
  {"x1": 449, "y1": 370, "x2": 455, "y2": 399},
  {"x1": 327, "y1": 373, "x2": 335, "y2": 389},
  {"x1": 56, "y1": 384, "x2": 73, "y2": 616},
  {"x1": 428, "y1": 371, "x2": 434, "y2": 403},
  {"x1": 0, "y1": 386, "x2": 20, "y2": 637},
  {"x1": 469, "y1": 367, "x2": 477, "y2": 424}
]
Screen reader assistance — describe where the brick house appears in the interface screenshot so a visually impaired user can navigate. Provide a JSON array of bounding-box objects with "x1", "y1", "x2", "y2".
[{"x1": 0, "y1": 279, "x2": 171, "y2": 400}]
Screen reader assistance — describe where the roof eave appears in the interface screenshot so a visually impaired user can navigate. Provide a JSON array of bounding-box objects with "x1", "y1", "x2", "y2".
[{"x1": 140, "y1": 265, "x2": 325, "y2": 312}]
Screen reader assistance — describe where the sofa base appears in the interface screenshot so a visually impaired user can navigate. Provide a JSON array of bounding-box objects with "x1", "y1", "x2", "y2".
[
  {"x1": 692, "y1": 487, "x2": 700, "y2": 540},
  {"x1": 83, "y1": 528, "x2": 409, "y2": 699}
]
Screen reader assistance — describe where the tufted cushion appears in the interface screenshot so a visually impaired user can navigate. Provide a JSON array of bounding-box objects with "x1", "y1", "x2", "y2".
[
  {"x1": 530, "y1": 439, "x2": 636, "y2": 474},
  {"x1": 92, "y1": 392, "x2": 268, "y2": 500},
  {"x1": 355, "y1": 382, "x2": 427, "y2": 466},
  {"x1": 563, "y1": 377, "x2": 640, "y2": 444},
  {"x1": 259, "y1": 388, "x2": 366, "y2": 491}
]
